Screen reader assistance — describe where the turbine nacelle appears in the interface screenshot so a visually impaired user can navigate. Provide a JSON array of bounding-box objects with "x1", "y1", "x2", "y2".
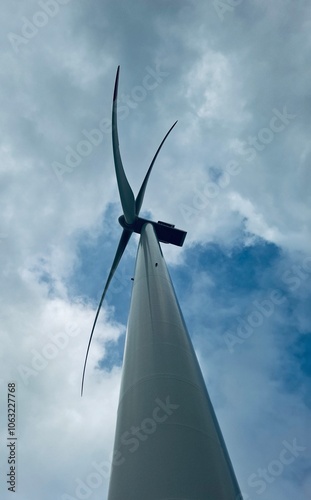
[
  {"x1": 118, "y1": 215, "x2": 187, "y2": 247},
  {"x1": 81, "y1": 66, "x2": 186, "y2": 395}
]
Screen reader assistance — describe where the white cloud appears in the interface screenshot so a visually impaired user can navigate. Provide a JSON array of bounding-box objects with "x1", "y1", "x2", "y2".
[{"x1": 0, "y1": 1, "x2": 310, "y2": 498}]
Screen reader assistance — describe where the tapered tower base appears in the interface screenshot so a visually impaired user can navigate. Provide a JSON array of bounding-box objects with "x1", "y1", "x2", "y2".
[{"x1": 107, "y1": 223, "x2": 241, "y2": 500}]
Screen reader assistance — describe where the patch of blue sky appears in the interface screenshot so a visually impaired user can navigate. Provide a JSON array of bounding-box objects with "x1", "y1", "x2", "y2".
[
  {"x1": 171, "y1": 237, "x2": 282, "y2": 312},
  {"x1": 30, "y1": 257, "x2": 57, "y2": 296},
  {"x1": 171, "y1": 236, "x2": 311, "y2": 394},
  {"x1": 271, "y1": 257, "x2": 311, "y2": 382},
  {"x1": 67, "y1": 203, "x2": 135, "y2": 324},
  {"x1": 208, "y1": 166, "x2": 223, "y2": 183},
  {"x1": 98, "y1": 334, "x2": 126, "y2": 371},
  {"x1": 38, "y1": 270, "x2": 53, "y2": 286},
  {"x1": 288, "y1": 333, "x2": 311, "y2": 379}
]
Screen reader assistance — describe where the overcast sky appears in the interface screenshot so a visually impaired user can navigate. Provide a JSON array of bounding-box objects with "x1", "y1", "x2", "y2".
[{"x1": 0, "y1": 1, "x2": 310, "y2": 499}]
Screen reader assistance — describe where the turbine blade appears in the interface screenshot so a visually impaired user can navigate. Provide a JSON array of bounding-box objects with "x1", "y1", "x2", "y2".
[
  {"x1": 112, "y1": 66, "x2": 136, "y2": 224},
  {"x1": 135, "y1": 121, "x2": 178, "y2": 215},
  {"x1": 81, "y1": 228, "x2": 132, "y2": 396}
]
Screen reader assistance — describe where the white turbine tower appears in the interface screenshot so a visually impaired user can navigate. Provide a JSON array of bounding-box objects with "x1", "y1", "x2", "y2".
[{"x1": 82, "y1": 67, "x2": 243, "y2": 500}]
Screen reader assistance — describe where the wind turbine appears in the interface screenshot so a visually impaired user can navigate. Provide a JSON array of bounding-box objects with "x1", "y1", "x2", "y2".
[{"x1": 82, "y1": 66, "x2": 243, "y2": 500}]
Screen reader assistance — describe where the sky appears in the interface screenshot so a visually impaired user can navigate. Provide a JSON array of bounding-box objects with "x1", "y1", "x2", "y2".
[{"x1": 0, "y1": 0, "x2": 310, "y2": 499}]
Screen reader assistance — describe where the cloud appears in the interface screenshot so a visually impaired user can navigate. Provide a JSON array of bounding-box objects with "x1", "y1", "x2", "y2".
[{"x1": 0, "y1": 1, "x2": 310, "y2": 499}]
